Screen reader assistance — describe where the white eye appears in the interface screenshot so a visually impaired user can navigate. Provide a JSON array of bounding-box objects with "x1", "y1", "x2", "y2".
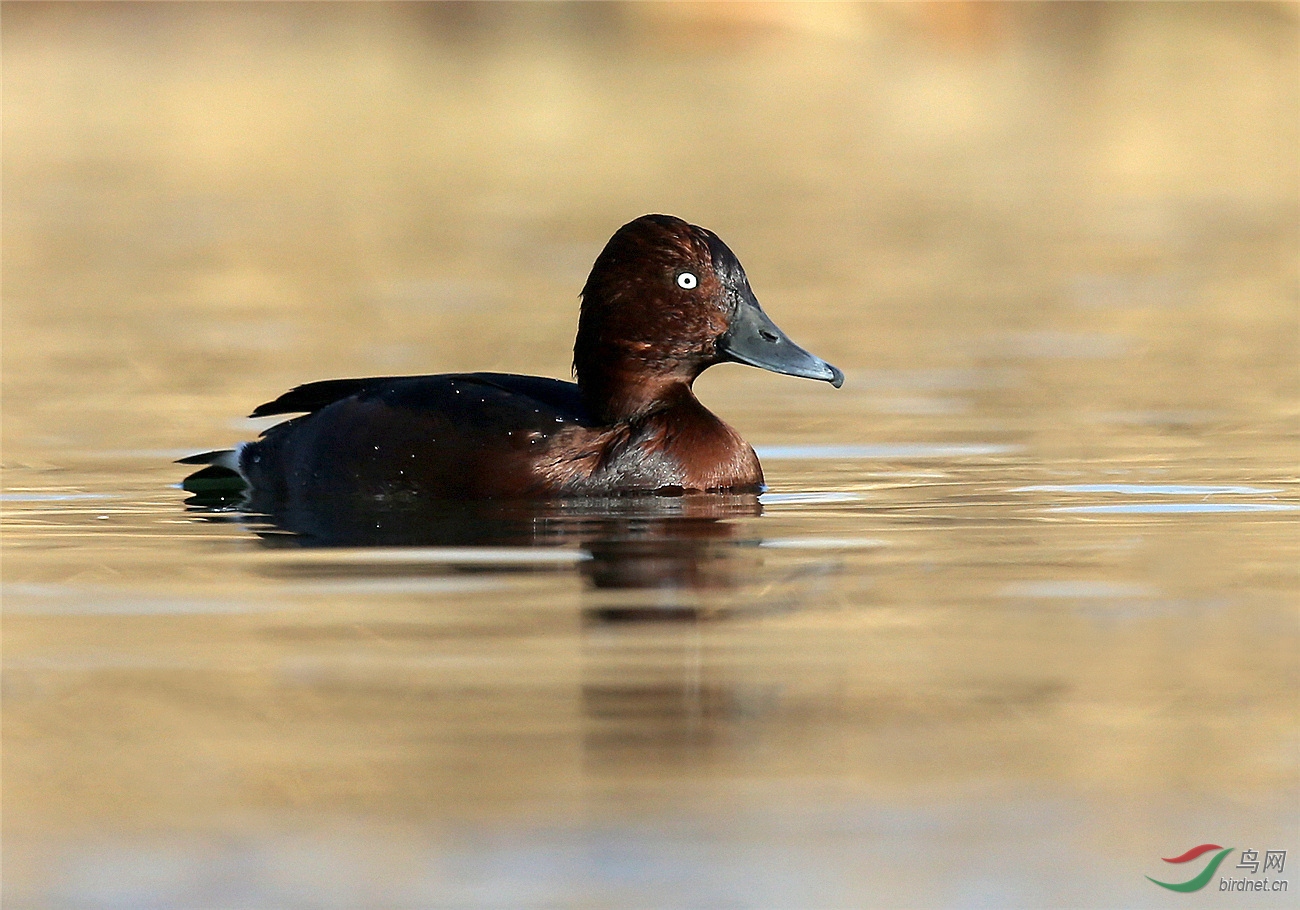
[{"x1": 676, "y1": 272, "x2": 698, "y2": 289}]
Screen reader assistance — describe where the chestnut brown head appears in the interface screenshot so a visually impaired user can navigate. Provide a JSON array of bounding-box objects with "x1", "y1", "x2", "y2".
[{"x1": 574, "y1": 214, "x2": 842, "y2": 422}]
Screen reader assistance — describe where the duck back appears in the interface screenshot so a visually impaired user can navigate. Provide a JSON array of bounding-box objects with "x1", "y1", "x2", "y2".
[{"x1": 243, "y1": 373, "x2": 592, "y2": 504}]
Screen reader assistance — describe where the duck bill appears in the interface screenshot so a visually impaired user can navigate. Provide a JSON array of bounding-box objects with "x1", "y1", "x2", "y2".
[{"x1": 717, "y1": 296, "x2": 844, "y2": 388}]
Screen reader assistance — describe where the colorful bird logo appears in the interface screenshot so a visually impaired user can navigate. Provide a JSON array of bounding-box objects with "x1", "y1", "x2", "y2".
[{"x1": 1147, "y1": 844, "x2": 1235, "y2": 892}]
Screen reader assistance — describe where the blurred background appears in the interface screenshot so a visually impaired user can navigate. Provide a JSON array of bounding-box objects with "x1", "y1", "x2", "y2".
[
  {"x1": 3, "y1": 3, "x2": 1297, "y2": 908},
  {"x1": 5, "y1": 1, "x2": 1295, "y2": 453}
]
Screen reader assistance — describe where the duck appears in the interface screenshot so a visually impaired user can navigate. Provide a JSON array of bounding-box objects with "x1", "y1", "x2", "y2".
[{"x1": 180, "y1": 214, "x2": 843, "y2": 503}]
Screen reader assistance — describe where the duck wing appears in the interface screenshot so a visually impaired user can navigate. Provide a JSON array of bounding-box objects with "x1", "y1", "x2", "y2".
[{"x1": 242, "y1": 372, "x2": 594, "y2": 502}]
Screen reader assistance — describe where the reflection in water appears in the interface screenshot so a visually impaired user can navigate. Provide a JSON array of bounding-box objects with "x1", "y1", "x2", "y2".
[
  {"x1": 187, "y1": 490, "x2": 765, "y2": 603},
  {"x1": 188, "y1": 490, "x2": 786, "y2": 769}
]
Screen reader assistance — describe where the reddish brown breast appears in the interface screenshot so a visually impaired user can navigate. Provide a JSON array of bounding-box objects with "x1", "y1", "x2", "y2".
[{"x1": 532, "y1": 385, "x2": 762, "y2": 495}]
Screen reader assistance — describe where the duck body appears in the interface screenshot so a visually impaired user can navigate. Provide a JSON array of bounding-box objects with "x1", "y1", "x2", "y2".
[
  {"x1": 182, "y1": 215, "x2": 841, "y2": 503},
  {"x1": 235, "y1": 371, "x2": 761, "y2": 502}
]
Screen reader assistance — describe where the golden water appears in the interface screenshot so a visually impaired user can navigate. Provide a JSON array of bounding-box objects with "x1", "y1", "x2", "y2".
[{"x1": 4, "y1": 5, "x2": 1296, "y2": 907}]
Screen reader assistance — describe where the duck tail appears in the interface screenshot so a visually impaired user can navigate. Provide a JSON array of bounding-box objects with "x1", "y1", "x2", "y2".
[
  {"x1": 177, "y1": 447, "x2": 248, "y2": 495},
  {"x1": 177, "y1": 448, "x2": 240, "y2": 469}
]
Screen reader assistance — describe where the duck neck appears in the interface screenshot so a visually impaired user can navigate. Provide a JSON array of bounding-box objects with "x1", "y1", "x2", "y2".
[{"x1": 579, "y1": 361, "x2": 699, "y2": 425}]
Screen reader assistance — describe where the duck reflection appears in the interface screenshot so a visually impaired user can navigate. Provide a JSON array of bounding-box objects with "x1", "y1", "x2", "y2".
[
  {"x1": 185, "y1": 489, "x2": 815, "y2": 762},
  {"x1": 187, "y1": 489, "x2": 762, "y2": 601}
]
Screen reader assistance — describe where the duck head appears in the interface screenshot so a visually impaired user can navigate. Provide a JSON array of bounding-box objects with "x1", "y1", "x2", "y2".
[{"x1": 574, "y1": 214, "x2": 843, "y2": 422}]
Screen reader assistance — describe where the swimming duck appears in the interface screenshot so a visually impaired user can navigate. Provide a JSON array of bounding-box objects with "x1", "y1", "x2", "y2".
[{"x1": 181, "y1": 214, "x2": 842, "y2": 502}]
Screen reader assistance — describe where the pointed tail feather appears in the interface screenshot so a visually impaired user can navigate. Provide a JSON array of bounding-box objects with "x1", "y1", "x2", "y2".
[
  {"x1": 177, "y1": 447, "x2": 248, "y2": 495},
  {"x1": 176, "y1": 448, "x2": 241, "y2": 469}
]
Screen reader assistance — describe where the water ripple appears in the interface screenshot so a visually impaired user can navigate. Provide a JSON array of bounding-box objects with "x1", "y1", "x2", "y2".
[
  {"x1": 1050, "y1": 503, "x2": 1298, "y2": 514},
  {"x1": 757, "y1": 443, "x2": 1018, "y2": 460},
  {"x1": 1015, "y1": 484, "x2": 1281, "y2": 496}
]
